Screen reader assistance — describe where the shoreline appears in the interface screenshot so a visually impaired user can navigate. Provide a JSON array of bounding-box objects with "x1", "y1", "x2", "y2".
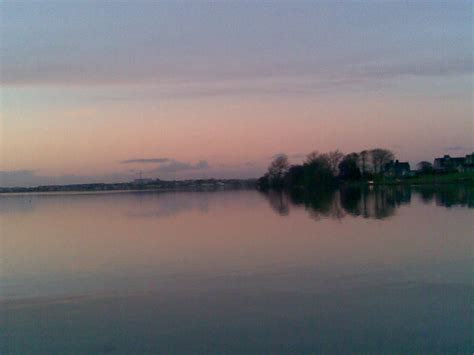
[
  {"x1": 0, "y1": 179, "x2": 257, "y2": 195},
  {"x1": 2, "y1": 173, "x2": 473, "y2": 196},
  {"x1": 0, "y1": 185, "x2": 257, "y2": 197}
]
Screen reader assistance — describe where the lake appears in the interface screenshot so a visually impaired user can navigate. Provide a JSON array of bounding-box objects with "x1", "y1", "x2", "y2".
[{"x1": 0, "y1": 186, "x2": 472, "y2": 354}]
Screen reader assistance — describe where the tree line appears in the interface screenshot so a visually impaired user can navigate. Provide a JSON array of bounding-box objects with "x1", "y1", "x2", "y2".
[{"x1": 258, "y1": 148, "x2": 395, "y2": 190}]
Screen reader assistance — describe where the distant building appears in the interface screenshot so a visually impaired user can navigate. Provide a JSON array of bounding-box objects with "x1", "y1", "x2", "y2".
[
  {"x1": 462, "y1": 153, "x2": 474, "y2": 172},
  {"x1": 132, "y1": 178, "x2": 154, "y2": 184},
  {"x1": 383, "y1": 160, "x2": 411, "y2": 177},
  {"x1": 433, "y1": 153, "x2": 474, "y2": 172}
]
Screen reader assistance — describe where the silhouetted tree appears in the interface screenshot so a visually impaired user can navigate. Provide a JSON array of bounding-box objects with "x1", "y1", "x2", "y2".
[
  {"x1": 257, "y1": 173, "x2": 270, "y2": 190},
  {"x1": 304, "y1": 152, "x2": 336, "y2": 187},
  {"x1": 338, "y1": 153, "x2": 361, "y2": 180},
  {"x1": 324, "y1": 150, "x2": 344, "y2": 176},
  {"x1": 417, "y1": 161, "x2": 433, "y2": 174},
  {"x1": 285, "y1": 164, "x2": 306, "y2": 188},
  {"x1": 358, "y1": 150, "x2": 371, "y2": 177},
  {"x1": 370, "y1": 148, "x2": 394, "y2": 174},
  {"x1": 305, "y1": 151, "x2": 320, "y2": 164},
  {"x1": 267, "y1": 154, "x2": 289, "y2": 188}
]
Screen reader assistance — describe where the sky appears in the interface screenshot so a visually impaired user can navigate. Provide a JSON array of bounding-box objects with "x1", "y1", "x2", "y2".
[{"x1": 1, "y1": 1, "x2": 472, "y2": 186}]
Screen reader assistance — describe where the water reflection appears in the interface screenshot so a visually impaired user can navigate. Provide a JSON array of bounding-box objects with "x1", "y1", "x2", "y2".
[
  {"x1": 417, "y1": 185, "x2": 474, "y2": 208},
  {"x1": 1, "y1": 188, "x2": 472, "y2": 353},
  {"x1": 1, "y1": 185, "x2": 472, "y2": 221},
  {"x1": 0, "y1": 194, "x2": 36, "y2": 214},
  {"x1": 262, "y1": 185, "x2": 474, "y2": 219},
  {"x1": 0, "y1": 191, "x2": 212, "y2": 218},
  {"x1": 124, "y1": 191, "x2": 210, "y2": 218}
]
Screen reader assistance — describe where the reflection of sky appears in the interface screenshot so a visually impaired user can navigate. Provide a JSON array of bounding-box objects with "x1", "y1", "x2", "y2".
[
  {"x1": 0, "y1": 190, "x2": 212, "y2": 217},
  {"x1": 1, "y1": 189, "x2": 472, "y2": 301},
  {"x1": 1, "y1": 189, "x2": 472, "y2": 353},
  {"x1": 1, "y1": 2, "x2": 472, "y2": 185},
  {"x1": 124, "y1": 191, "x2": 210, "y2": 218},
  {"x1": 0, "y1": 195, "x2": 36, "y2": 214}
]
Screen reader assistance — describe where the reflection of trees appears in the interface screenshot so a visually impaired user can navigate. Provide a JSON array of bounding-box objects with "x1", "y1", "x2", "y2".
[
  {"x1": 290, "y1": 188, "x2": 345, "y2": 220},
  {"x1": 262, "y1": 184, "x2": 472, "y2": 220},
  {"x1": 371, "y1": 186, "x2": 411, "y2": 219},
  {"x1": 436, "y1": 186, "x2": 473, "y2": 208},
  {"x1": 416, "y1": 186, "x2": 435, "y2": 204},
  {"x1": 414, "y1": 185, "x2": 474, "y2": 208},
  {"x1": 341, "y1": 187, "x2": 402, "y2": 220},
  {"x1": 340, "y1": 187, "x2": 362, "y2": 216},
  {"x1": 266, "y1": 190, "x2": 290, "y2": 216},
  {"x1": 294, "y1": 186, "x2": 406, "y2": 220}
]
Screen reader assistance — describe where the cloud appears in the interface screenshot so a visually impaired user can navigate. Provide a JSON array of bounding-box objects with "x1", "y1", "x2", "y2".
[
  {"x1": 357, "y1": 58, "x2": 473, "y2": 80},
  {"x1": 0, "y1": 169, "x2": 135, "y2": 187},
  {"x1": 0, "y1": 160, "x2": 264, "y2": 187},
  {"x1": 443, "y1": 146, "x2": 465, "y2": 151},
  {"x1": 0, "y1": 160, "x2": 213, "y2": 187},
  {"x1": 2, "y1": 0, "x2": 471, "y2": 94},
  {"x1": 195, "y1": 160, "x2": 209, "y2": 169},
  {"x1": 121, "y1": 158, "x2": 170, "y2": 164},
  {"x1": 149, "y1": 160, "x2": 210, "y2": 173},
  {"x1": 120, "y1": 158, "x2": 210, "y2": 174}
]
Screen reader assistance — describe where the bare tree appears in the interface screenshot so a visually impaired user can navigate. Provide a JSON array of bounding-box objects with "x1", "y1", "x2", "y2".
[
  {"x1": 359, "y1": 150, "x2": 370, "y2": 176},
  {"x1": 370, "y1": 148, "x2": 394, "y2": 174},
  {"x1": 324, "y1": 150, "x2": 344, "y2": 176},
  {"x1": 305, "y1": 151, "x2": 320, "y2": 165},
  {"x1": 305, "y1": 150, "x2": 343, "y2": 174},
  {"x1": 268, "y1": 154, "x2": 289, "y2": 185},
  {"x1": 303, "y1": 151, "x2": 337, "y2": 185},
  {"x1": 305, "y1": 151, "x2": 332, "y2": 171}
]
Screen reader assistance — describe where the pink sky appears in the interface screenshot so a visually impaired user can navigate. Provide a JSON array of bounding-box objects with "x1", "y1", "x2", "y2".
[{"x1": 1, "y1": 2, "x2": 472, "y2": 186}]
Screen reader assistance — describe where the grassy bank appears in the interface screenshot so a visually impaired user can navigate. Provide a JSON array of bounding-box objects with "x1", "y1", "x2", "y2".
[{"x1": 373, "y1": 172, "x2": 474, "y2": 185}]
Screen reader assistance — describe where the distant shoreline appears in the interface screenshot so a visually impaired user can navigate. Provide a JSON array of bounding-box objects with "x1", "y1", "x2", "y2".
[
  {"x1": 3, "y1": 172, "x2": 473, "y2": 196},
  {"x1": 3, "y1": 179, "x2": 473, "y2": 196},
  {"x1": 0, "y1": 187, "x2": 259, "y2": 197},
  {"x1": 0, "y1": 179, "x2": 257, "y2": 195}
]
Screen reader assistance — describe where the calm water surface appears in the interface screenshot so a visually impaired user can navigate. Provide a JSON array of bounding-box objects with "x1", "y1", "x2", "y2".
[{"x1": 0, "y1": 186, "x2": 472, "y2": 354}]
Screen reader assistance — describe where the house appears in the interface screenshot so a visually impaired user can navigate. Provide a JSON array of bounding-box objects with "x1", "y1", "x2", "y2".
[
  {"x1": 462, "y1": 153, "x2": 474, "y2": 172},
  {"x1": 433, "y1": 154, "x2": 473, "y2": 172},
  {"x1": 384, "y1": 160, "x2": 411, "y2": 177},
  {"x1": 433, "y1": 155, "x2": 465, "y2": 172}
]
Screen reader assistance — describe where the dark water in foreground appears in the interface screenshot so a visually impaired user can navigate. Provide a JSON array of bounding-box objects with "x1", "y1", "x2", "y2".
[{"x1": 0, "y1": 186, "x2": 472, "y2": 354}]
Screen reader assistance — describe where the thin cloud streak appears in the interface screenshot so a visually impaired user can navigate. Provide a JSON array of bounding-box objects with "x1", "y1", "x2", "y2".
[
  {"x1": 121, "y1": 158, "x2": 170, "y2": 164},
  {"x1": 0, "y1": 170, "x2": 134, "y2": 187},
  {"x1": 148, "y1": 160, "x2": 210, "y2": 174},
  {"x1": 2, "y1": 58, "x2": 471, "y2": 89},
  {"x1": 444, "y1": 146, "x2": 466, "y2": 152}
]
